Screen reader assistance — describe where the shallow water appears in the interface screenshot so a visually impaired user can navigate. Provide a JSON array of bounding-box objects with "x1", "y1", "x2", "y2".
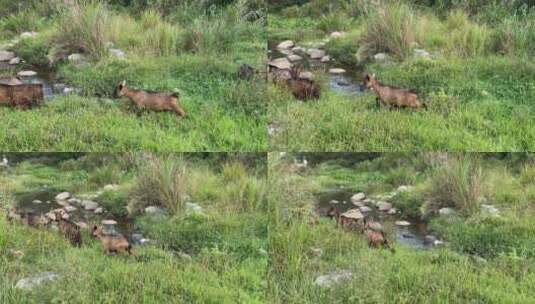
[
  {"x1": 316, "y1": 189, "x2": 431, "y2": 249},
  {"x1": 268, "y1": 41, "x2": 366, "y2": 96},
  {"x1": 14, "y1": 188, "x2": 135, "y2": 235},
  {"x1": 0, "y1": 65, "x2": 68, "y2": 100}
]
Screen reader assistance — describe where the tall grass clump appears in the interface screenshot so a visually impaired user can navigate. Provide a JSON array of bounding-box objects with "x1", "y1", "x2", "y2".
[
  {"x1": 129, "y1": 156, "x2": 187, "y2": 215},
  {"x1": 54, "y1": 1, "x2": 112, "y2": 59},
  {"x1": 221, "y1": 162, "x2": 267, "y2": 212},
  {"x1": 427, "y1": 155, "x2": 482, "y2": 215},
  {"x1": 494, "y1": 12, "x2": 535, "y2": 56},
  {"x1": 358, "y1": 2, "x2": 416, "y2": 60},
  {"x1": 445, "y1": 10, "x2": 492, "y2": 57}
]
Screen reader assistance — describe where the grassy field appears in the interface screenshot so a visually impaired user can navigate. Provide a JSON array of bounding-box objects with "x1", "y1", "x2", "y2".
[
  {"x1": 268, "y1": 153, "x2": 535, "y2": 303},
  {"x1": 269, "y1": 1, "x2": 535, "y2": 151},
  {"x1": 0, "y1": 1, "x2": 266, "y2": 151},
  {"x1": 0, "y1": 153, "x2": 268, "y2": 303}
]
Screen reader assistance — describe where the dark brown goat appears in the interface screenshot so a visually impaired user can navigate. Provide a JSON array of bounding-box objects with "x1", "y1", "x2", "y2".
[
  {"x1": 364, "y1": 74, "x2": 425, "y2": 110},
  {"x1": 117, "y1": 80, "x2": 186, "y2": 117},
  {"x1": 54, "y1": 209, "x2": 83, "y2": 247},
  {"x1": 287, "y1": 66, "x2": 320, "y2": 101}
]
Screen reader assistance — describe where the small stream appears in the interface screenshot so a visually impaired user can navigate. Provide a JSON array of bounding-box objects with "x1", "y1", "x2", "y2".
[
  {"x1": 14, "y1": 188, "x2": 136, "y2": 236},
  {"x1": 316, "y1": 189, "x2": 432, "y2": 249},
  {"x1": 268, "y1": 40, "x2": 366, "y2": 96}
]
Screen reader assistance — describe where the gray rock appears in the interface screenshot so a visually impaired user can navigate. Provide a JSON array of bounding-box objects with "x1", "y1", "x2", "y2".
[
  {"x1": 320, "y1": 55, "x2": 330, "y2": 63},
  {"x1": 291, "y1": 46, "x2": 306, "y2": 53},
  {"x1": 81, "y1": 200, "x2": 99, "y2": 211},
  {"x1": 20, "y1": 32, "x2": 38, "y2": 39},
  {"x1": 268, "y1": 57, "x2": 292, "y2": 70},
  {"x1": 15, "y1": 272, "x2": 58, "y2": 290},
  {"x1": 109, "y1": 48, "x2": 126, "y2": 58},
  {"x1": 373, "y1": 53, "x2": 390, "y2": 62},
  {"x1": 287, "y1": 54, "x2": 302, "y2": 62},
  {"x1": 329, "y1": 68, "x2": 346, "y2": 74},
  {"x1": 277, "y1": 40, "x2": 295, "y2": 50},
  {"x1": 9, "y1": 57, "x2": 20, "y2": 65},
  {"x1": 0, "y1": 51, "x2": 16, "y2": 62},
  {"x1": 307, "y1": 48, "x2": 326, "y2": 60},
  {"x1": 414, "y1": 48, "x2": 431, "y2": 59},
  {"x1": 397, "y1": 185, "x2": 411, "y2": 192},
  {"x1": 145, "y1": 206, "x2": 166, "y2": 215},
  {"x1": 185, "y1": 202, "x2": 203, "y2": 215},
  {"x1": 68, "y1": 53, "x2": 86, "y2": 64},
  {"x1": 314, "y1": 270, "x2": 353, "y2": 288},
  {"x1": 330, "y1": 31, "x2": 345, "y2": 39},
  {"x1": 377, "y1": 201, "x2": 392, "y2": 212},
  {"x1": 424, "y1": 235, "x2": 437, "y2": 245},
  {"x1": 32, "y1": 200, "x2": 42, "y2": 204},
  {"x1": 438, "y1": 207, "x2": 456, "y2": 216},
  {"x1": 63, "y1": 205, "x2": 77, "y2": 212},
  {"x1": 395, "y1": 220, "x2": 411, "y2": 226},
  {"x1": 351, "y1": 193, "x2": 366, "y2": 203},
  {"x1": 329, "y1": 200, "x2": 339, "y2": 205},
  {"x1": 387, "y1": 208, "x2": 398, "y2": 215},
  {"x1": 67, "y1": 198, "x2": 81, "y2": 205},
  {"x1": 103, "y1": 184, "x2": 120, "y2": 191},
  {"x1": 55, "y1": 192, "x2": 71, "y2": 201},
  {"x1": 94, "y1": 207, "x2": 104, "y2": 214},
  {"x1": 17, "y1": 70, "x2": 37, "y2": 77},
  {"x1": 481, "y1": 204, "x2": 499, "y2": 216}
]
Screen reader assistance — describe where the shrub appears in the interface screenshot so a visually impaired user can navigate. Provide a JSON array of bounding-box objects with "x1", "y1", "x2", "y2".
[
  {"x1": 359, "y1": 2, "x2": 416, "y2": 60},
  {"x1": 14, "y1": 36, "x2": 51, "y2": 66},
  {"x1": 427, "y1": 155, "x2": 482, "y2": 215}
]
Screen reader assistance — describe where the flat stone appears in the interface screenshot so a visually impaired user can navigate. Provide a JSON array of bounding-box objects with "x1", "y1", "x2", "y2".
[
  {"x1": 329, "y1": 200, "x2": 339, "y2": 205},
  {"x1": 314, "y1": 270, "x2": 353, "y2": 288},
  {"x1": 145, "y1": 206, "x2": 166, "y2": 215},
  {"x1": 15, "y1": 272, "x2": 58, "y2": 290},
  {"x1": 329, "y1": 68, "x2": 346, "y2": 74},
  {"x1": 185, "y1": 202, "x2": 203, "y2": 215},
  {"x1": 395, "y1": 220, "x2": 411, "y2": 226},
  {"x1": 81, "y1": 200, "x2": 99, "y2": 211},
  {"x1": 20, "y1": 32, "x2": 38, "y2": 39},
  {"x1": 377, "y1": 201, "x2": 392, "y2": 212},
  {"x1": 17, "y1": 70, "x2": 37, "y2": 77},
  {"x1": 387, "y1": 208, "x2": 397, "y2": 215},
  {"x1": 350, "y1": 193, "x2": 366, "y2": 203},
  {"x1": 330, "y1": 31, "x2": 346, "y2": 39},
  {"x1": 373, "y1": 53, "x2": 389, "y2": 61},
  {"x1": 32, "y1": 200, "x2": 42, "y2": 204},
  {"x1": 438, "y1": 207, "x2": 456, "y2": 216},
  {"x1": 109, "y1": 48, "x2": 126, "y2": 58},
  {"x1": 55, "y1": 192, "x2": 71, "y2": 201},
  {"x1": 101, "y1": 220, "x2": 117, "y2": 225},
  {"x1": 414, "y1": 48, "x2": 431, "y2": 59},
  {"x1": 94, "y1": 207, "x2": 104, "y2": 214},
  {"x1": 67, "y1": 198, "x2": 81, "y2": 205},
  {"x1": 0, "y1": 51, "x2": 16, "y2": 62},
  {"x1": 63, "y1": 205, "x2": 77, "y2": 212},
  {"x1": 307, "y1": 48, "x2": 326, "y2": 60},
  {"x1": 277, "y1": 40, "x2": 295, "y2": 49},
  {"x1": 287, "y1": 54, "x2": 302, "y2": 62},
  {"x1": 481, "y1": 204, "x2": 499, "y2": 216},
  {"x1": 9, "y1": 57, "x2": 20, "y2": 65},
  {"x1": 320, "y1": 55, "x2": 330, "y2": 63},
  {"x1": 268, "y1": 58, "x2": 292, "y2": 70},
  {"x1": 291, "y1": 46, "x2": 306, "y2": 53},
  {"x1": 341, "y1": 209, "x2": 364, "y2": 220}
]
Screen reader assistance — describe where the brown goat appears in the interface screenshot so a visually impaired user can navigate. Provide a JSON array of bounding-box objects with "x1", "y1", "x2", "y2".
[
  {"x1": 92, "y1": 225, "x2": 132, "y2": 255},
  {"x1": 54, "y1": 210, "x2": 83, "y2": 247},
  {"x1": 117, "y1": 80, "x2": 186, "y2": 117},
  {"x1": 287, "y1": 66, "x2": 320, "y2": 101},
  {"x1": 364, "y1": 74, "x2": 425, "y2": 110},
  {"x1": 363, "y1": 218, "x2": 394, "y2": 252}
]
